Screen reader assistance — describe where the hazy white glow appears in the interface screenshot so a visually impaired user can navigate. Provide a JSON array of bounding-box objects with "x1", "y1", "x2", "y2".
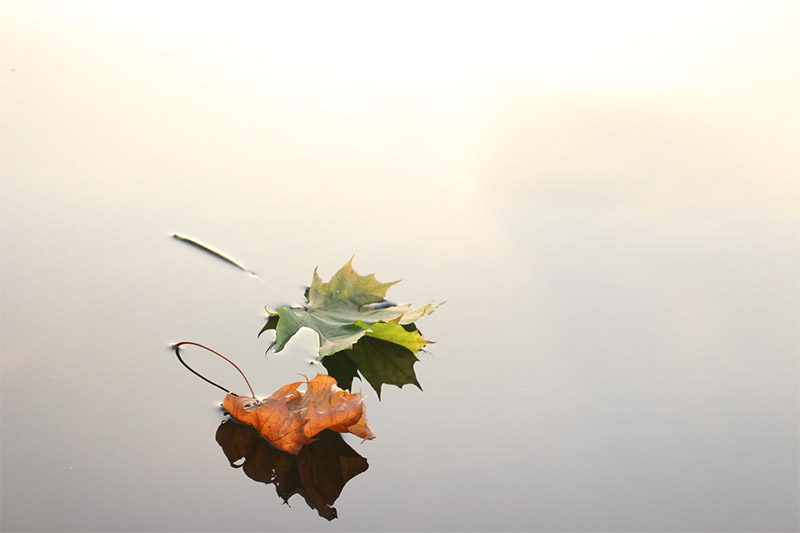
[
  {"x1": 12, "y1": 1, "x2": 800, "y2": 103},
  {"x1": 2, "y1": 0, "x2": 797, "y2": 213}
]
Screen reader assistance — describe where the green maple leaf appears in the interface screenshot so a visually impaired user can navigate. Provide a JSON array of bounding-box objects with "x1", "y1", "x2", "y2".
[
  {"x1": 259, "y1": 259, "x2": 440, "y2": 397},
  {"x1": 260, "y1": 259, "x2": 438, "y2": 357}
]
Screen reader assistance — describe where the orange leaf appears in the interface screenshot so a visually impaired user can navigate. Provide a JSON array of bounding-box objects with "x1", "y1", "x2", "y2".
[{"x1": 222, "y1": 374, "x2": 376, "y2": 455}]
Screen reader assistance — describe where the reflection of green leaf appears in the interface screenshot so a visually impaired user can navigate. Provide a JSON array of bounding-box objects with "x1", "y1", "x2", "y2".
[
  {"x1": 322, "y1": 336, "x2": 421, "y2": 399},
  {"x1": 260, "y1": 259, "x2": 439, "y2": 357},
  {"x1": 260, "y1": 313, "x2": 279, "y2": 334},
  {"x1": 345, "y1": 337, "x2": 421, "y2": 399},
  {"x1": 320, "y1": 351, "x2": 360, "y2": 391}
]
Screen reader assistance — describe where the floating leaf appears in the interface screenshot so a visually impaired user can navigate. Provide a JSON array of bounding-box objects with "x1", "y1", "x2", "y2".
[
  {"x1": 259, "y1": 259, "x2": 440, "y2": 357},
  {"x1": 222, "y1": 374, "x2": 376, "y2": 455},
  {"x1": 216, "y1": 420, "x2": 368, "y2": 521}
]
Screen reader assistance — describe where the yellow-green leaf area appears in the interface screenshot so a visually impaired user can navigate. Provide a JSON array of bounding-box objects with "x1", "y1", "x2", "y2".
[
  {"x1": 307, "y1": 258, "x2": 398, "y2": 308},
  {"x1": 353, "y1": 320, "x2": 431, "y2": 353}
]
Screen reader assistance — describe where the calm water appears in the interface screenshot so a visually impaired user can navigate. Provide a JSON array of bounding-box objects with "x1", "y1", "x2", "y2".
[{"x1": 2, "y1": 3, "x2": 798, "y2": 532}]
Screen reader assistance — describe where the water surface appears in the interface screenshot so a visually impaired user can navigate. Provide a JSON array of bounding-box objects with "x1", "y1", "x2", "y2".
[{"x1": 2, "y1": 3, "x2": 798, "y2": 532}]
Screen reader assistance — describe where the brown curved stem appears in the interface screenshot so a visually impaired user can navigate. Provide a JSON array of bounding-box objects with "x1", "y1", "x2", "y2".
[{"x1": 171, "y1": 341, "x2": 257, "y2": 400}]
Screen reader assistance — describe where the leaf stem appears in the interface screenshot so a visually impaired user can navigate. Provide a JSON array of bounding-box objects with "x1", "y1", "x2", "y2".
[{"x1": 171, "y1": 341, "x2": 257, "y2": 400}]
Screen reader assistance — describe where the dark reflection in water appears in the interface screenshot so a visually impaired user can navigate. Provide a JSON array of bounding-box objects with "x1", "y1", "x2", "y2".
[{"x1": 215, "y1": 418, "x2": 369, "y2": 520}]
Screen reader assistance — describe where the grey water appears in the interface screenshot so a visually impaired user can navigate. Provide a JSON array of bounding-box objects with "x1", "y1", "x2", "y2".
[{"x1": 2, "y1": 3, "x2": 798, "y2": 532}]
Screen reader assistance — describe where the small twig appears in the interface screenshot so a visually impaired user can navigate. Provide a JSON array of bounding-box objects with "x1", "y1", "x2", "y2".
[
  {"x1": 171, "y1": 341, "x2": 257, "y2": 400},
  {"x1": 170, "y1": 233, "x2": 301, "y2": 306}
]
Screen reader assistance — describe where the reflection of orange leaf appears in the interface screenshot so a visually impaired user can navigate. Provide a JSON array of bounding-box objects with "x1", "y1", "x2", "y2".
[
  {"x1": 222, "y1": 374, "x2": 376, "y2": 455},
  {"x1": 216, "y1": 421, "x2": 369, "y2": 520}
]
